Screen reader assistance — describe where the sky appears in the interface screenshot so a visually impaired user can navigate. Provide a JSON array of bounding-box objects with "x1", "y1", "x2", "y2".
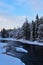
[{"x1": 0, "y1": 0, "x2": 43, "y2": 30}]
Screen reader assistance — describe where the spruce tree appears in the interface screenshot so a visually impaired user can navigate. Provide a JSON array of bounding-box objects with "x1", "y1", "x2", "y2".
[
  {"x1": 22, "y1": 18, "x2": 30, "y2": 40},
  {"x1": 1, "y1": 28, "x2": 9, "y2": 38}
]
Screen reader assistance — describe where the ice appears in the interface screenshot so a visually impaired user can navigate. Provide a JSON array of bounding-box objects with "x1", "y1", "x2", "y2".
[{"x1": 15, "y1": 47, "x2": 28, "y2": 53}]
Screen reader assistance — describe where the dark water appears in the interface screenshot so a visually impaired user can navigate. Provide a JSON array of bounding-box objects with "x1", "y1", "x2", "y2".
[{"x1": 0, "y1": 40, "x2": 43, "y2": 65}]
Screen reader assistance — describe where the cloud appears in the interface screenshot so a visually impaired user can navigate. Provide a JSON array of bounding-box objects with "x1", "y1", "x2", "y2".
[
  {"x1": 0, "y1": 15, "x2": 27, "y2": 30},
  {"x1": 0, "y1": 0, "x2": 43, "y2": 15},
  {"x1": 28, "y1": 0, "x2": 43, "y2": 11},
  {"x1": 0, "y1": 0, "x2": 43, "y2": 31},
  {"x1": 14, "y1": 0, "x2": 43, "y2": 12}
]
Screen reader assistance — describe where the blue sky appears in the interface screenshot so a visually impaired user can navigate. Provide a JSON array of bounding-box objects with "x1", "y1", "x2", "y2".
[{"x1": 0, "y1": 0, "x2": 43, "y2": 30}]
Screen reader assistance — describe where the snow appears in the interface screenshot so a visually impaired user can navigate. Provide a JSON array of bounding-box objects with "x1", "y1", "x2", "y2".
[
  {"x1": 0, "y1": 38, "x2": 43, "y2": 46},
  {"x1": 0, "y1": 38, "x2": 17, "y2": 41},
  {"x1": 0, "y1": 43, "x2": 25, "y2": 65},
  {"x1": 0, "y1": 38, "x2": 43, "y2": 65},
  {"x1": 17, "y1": 39, "x2": 43, "y2": 46},
  {"x1": 15, "y1": 47, "x2": 28, "y2": 53}
]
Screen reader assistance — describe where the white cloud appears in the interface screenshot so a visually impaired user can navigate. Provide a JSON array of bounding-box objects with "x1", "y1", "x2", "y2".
[
  {"x1": 0, "y1": 15, "x2": 27, "y2": 30},
  {"x1": 0, "y1": 0, "x2": 43, "y2": 31},
  {"x1": 14, "y1": 0, "x2": 43, "y2": 12},
  {"x1": 28, "y1": 0, "x2": 43, "y2": 11},
  {"x1": 0, "y1": 0, "x2": 43, "y2": 15}
]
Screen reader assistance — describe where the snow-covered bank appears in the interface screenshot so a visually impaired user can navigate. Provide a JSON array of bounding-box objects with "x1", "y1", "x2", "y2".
[
  {"x1": 0, "y1": 38, "x2": 16, "y2": 41},
  {"x1": 0, "y1": 43, "x2": 25, "y2": 65},
  {"x1": 17, "y1": 39, "x2": 43, "y2": 46},
  {"x1": 0, "y1": 38, "x2": 43, "y2": 46}
]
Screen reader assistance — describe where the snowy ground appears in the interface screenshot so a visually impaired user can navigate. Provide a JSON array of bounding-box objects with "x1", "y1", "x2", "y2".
[
  {"x1": 0, "y1": 43, "x2": 25, "y2": 65},
  {"x1": 0, "y1": 38, "x2": 43, "y2": 46}
]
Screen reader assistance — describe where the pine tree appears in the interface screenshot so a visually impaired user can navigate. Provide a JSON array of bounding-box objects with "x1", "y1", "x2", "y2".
[
  {"x1": 35, "y1": 14, "x2": 39, "y2": 40},
  {"x1": 22, "y1": 18, "x2": 30, "y2": 40},
  {"x1": 36, "y1": 14, "x2": 39, "y2": 20},
  {"x1": 31, "y1": 21, "x2": 35, "y2": 41},
  {"x1": 1, "y1": 28, "x2": 9, "y2": 38},
  {"x1": 37, "y1": 24, "x2": 43, "y2": 41}
]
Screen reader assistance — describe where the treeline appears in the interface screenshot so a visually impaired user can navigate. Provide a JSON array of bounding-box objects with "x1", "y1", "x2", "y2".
[{"x1": 1, "y1": 14, "x2": 43, "y2": 41}]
